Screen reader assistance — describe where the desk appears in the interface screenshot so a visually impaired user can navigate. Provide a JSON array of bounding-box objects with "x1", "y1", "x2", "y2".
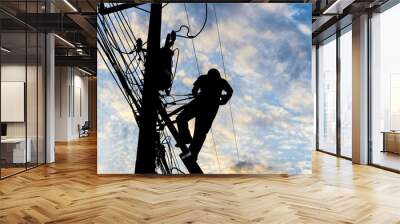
[
  {"x1": 1, "y1": 138, "x2": 31, "y2": 163},
  {"x1": 382, "y1": 131, "x2": 400, "y2": 154}
]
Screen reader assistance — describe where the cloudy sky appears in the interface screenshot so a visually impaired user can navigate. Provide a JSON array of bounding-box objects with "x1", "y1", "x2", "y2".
[{"x1": 97, "y1": 3, "x2": 313, "y2": 174}]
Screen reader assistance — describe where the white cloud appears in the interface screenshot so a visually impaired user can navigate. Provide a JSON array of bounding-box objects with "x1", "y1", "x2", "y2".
[
  {"x1": 283, "y1": 81, "x2": 313, "y2": 112},
  {"x1": 182, "y1": 76, "x2": 195, "y2": 87},
  {"x1": 97, "y1": 49, "x2": 108, "y2": 71},
  {"x1": 258, "y1": 3, "x2": 297, "y2": 21},
  {"x1": 298, "y1": 23, "x2": 311, "y2": 36}
]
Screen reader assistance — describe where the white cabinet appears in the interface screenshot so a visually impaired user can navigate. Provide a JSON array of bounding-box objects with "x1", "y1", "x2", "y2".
[{"x1": 1, "y1": 138, "x2": 32, "y2": 163}]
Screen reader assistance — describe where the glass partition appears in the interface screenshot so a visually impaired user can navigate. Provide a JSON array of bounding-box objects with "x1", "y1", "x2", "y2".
[
  {"x1": 317, "y1": 36, "x2": 337, "y2": 154},
  {"x1": 1, "y1": 30, "x2": 28, "y2": 177},
  {"x1": 339, "y1": 28, "x2": 352, "y2": 158},
  {"x1": 0, "y1": 0, "x2": 46, "y2": 179},
  {"x1": 371, "y1": 3, "x2": 400, "y2": 171}
]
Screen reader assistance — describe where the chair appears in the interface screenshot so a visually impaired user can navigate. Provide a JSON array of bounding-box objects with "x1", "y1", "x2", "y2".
[{"x1": 79, "y1": 121, "x2": 90, "y2": 138}]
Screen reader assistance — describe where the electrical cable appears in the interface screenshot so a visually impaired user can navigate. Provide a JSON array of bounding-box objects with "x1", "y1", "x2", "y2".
[
  {"x1": 101, "y1": 14, "x2": 143, "y2": 101},
  {"x1": 184, "y1": 3, "x2": 201, "y2": 76},
  {"x1": 210, "y1": 130, "x2": 222, "y2": 173},
  {"x1": 102, "y1": 10, "x2": 145, "y2": 92},
  {"x1": 213, "y1": 4, "x2": 240, "y2": 162},
  {"x1": 174, "y1": 3, "x2": 208, "y2": 39},
  {"x1": 98, "y1": 14, "x2": 143, "y2": 117},
  {"x1": 168, "y1": 48, "x2": 180, "y2": 93}
]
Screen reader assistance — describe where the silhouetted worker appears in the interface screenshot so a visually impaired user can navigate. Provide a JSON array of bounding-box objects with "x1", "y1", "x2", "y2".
[{"x1": 177, "y1": 68, "x2": 233, "y2": 161}]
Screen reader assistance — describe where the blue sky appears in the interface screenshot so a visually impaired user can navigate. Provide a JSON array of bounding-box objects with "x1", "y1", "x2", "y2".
[{"x1": 97, "y1": 3, "x2": 313, "y2": 174}]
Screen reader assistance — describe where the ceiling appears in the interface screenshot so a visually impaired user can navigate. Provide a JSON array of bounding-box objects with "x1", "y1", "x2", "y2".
[
  {"x1": 311, "y1": 0, "x2": 391, "y2": 43},
  {"x1": 0, "y1": 0, "x2": 97, "y2": 73}
]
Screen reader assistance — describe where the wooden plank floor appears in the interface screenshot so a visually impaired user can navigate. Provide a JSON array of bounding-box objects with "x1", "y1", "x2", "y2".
[{"x1": 1, "y1": 134, "x2": 400, "y2": 224}]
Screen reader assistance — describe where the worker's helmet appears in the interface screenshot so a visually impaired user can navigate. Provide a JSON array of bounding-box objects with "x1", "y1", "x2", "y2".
[{"x1": 208, "y1": 68, "x2": 221, "y2": 79}]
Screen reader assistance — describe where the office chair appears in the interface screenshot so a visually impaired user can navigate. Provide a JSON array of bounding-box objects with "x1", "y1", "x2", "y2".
[{"x1": 79, "y1": 121, "x2": 90, "y2": 138}]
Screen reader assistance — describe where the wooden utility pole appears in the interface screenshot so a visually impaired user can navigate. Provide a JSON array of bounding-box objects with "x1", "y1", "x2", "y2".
[{"x1": 135, "y1": 3, "x2": 162, "y2": 173}]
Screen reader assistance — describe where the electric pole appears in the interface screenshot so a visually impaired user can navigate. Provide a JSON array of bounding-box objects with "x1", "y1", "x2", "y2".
[{"x1": 135, "y1": 3, "x2": 162, "y2": 173}]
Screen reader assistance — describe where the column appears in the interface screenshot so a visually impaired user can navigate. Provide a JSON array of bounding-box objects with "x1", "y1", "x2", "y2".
[
  {"x1": 352, "y1": 14, "x2": 369, "y2": 164},
  {"x1": 46, "y1": 0, "x2": 55, "y2": 163}
]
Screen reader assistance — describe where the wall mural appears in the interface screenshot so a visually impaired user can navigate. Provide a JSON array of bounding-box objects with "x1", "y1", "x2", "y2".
[{"x1": 97, "y1": 3, "x2": 313, "y2": 174}]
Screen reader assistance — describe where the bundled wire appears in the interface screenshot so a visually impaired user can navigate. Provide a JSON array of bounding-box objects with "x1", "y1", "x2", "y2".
[{"x1": 97, "y1": 3, "x2": 146, "y2": 122}]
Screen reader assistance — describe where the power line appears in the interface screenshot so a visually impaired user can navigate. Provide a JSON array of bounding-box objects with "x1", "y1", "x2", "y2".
[
  {"x1": 213, "y1": 4, "x2": 240, "y2": 162},
  {"x1": 210, "y1": 130, "x2": 222, "y2": 173}
]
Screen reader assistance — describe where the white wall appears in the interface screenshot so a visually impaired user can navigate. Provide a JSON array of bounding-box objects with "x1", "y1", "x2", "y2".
[
  {"x1": 72, "y1": 72, "x2": 89, "y2": 137},
  {"x1": 55, "y1": 67, "x2": 89, "y2": 141},
  {"x1": 55, "y1": 66, "x2": 69, "y2": 141}
]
